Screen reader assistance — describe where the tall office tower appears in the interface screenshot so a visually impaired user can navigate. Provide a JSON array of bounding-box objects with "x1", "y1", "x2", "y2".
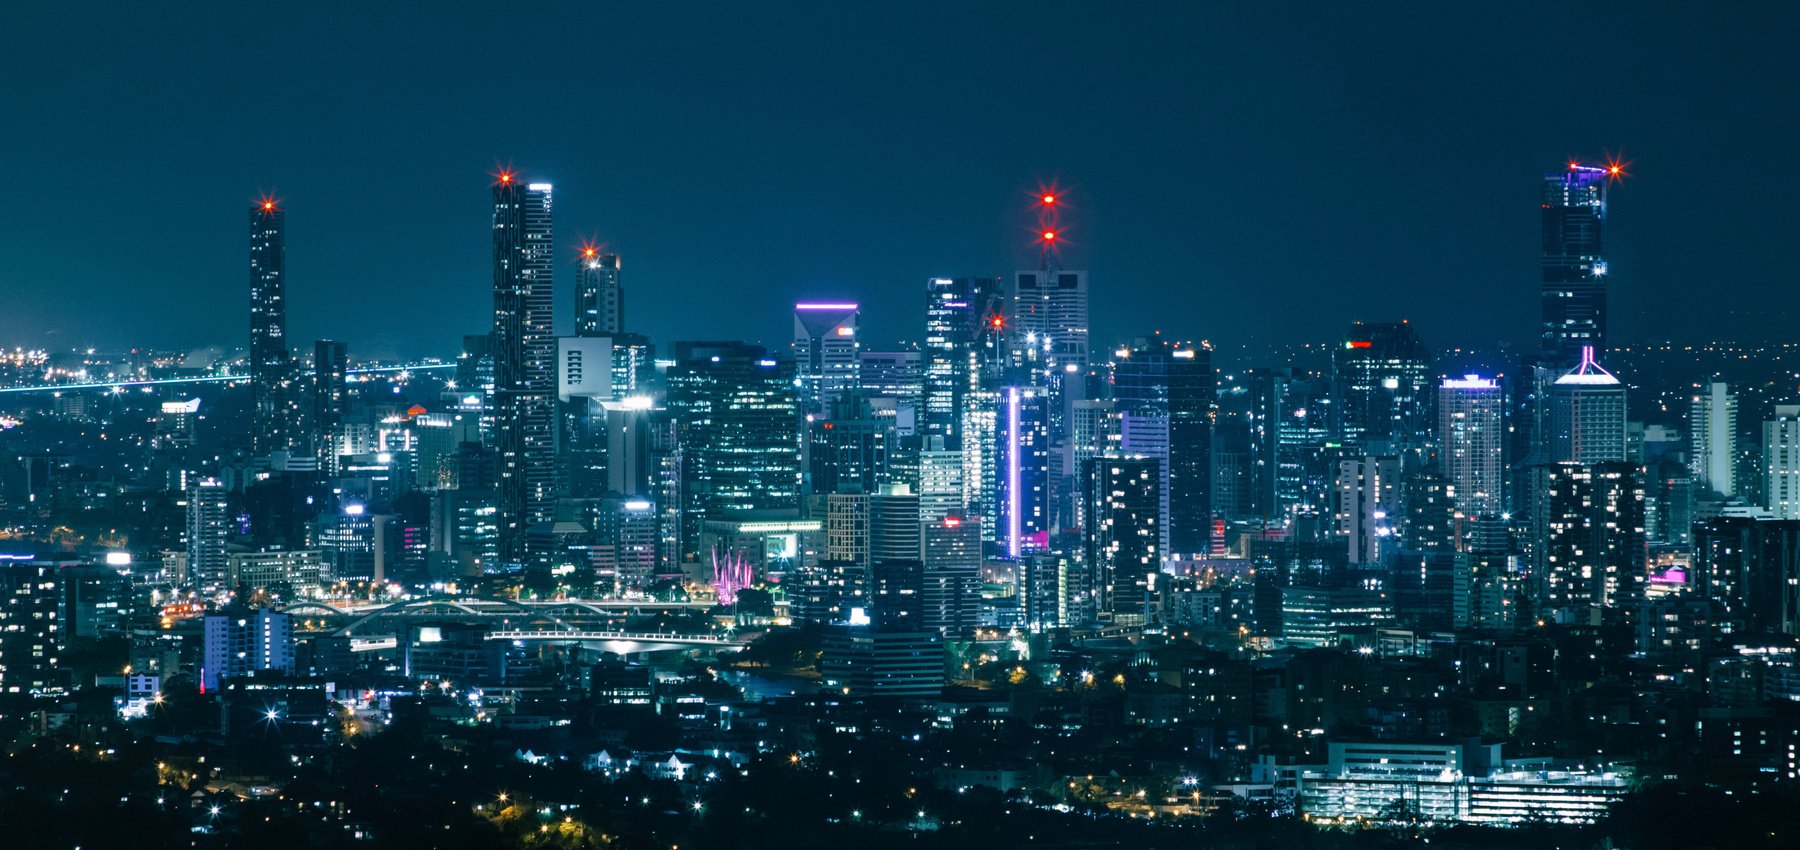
[
  {"x1": 455, "y1": 333, "x2": 497, "y2": 441},
  {"x1": 1547, "y1": 346, "x2": 1628, "y2": 464},
  {"x1": 924, "y1": 276, "x2": 1002, "y2": 441},
  {"x1": 1334, "y1": 322, "x2": 1432, "y2": 453},
  {"x1": 1766, "y1": 405, "x2": 1800, "y2": 519},
  {"x1": 997, "y1": 386, "x2": 1051, "y2": 557},
  {"x1": 0, "y1": 562, "x2": 62, "y2": 696},
  {"x1": 1691, "y1": 515, "x2": 1800, "y2": 636},
  {"x1": 490, "y1": 175, "x2": 557, "y2": 563},
  {"x1": 867, "y1": 489, "x2": 926, "y2": 627},
  {"x1": 859, "y1": 351, "x2": 923, "y2": 408},
  {"x1": 922, "y1": 514, "x2": 980, "y2": 636},
  {"x1": 1335, "y1": 456, "x2": 1401, "y2": 566},
  {"x1": 200, "y1": 609, "x2": 294, "y2": 691},
  {"x1": 1021, "y1": 552, "x2": 1077, "y2": 631},
  {"x1": 917, "y1": 436, "x2": 964, "y2": 523},
  {"x1": 556, "y1": 335, "x2": 615, "y2": 499},
  {"x1": 1009, "y1": 270, "x2": 1089, "y2": 371},
  {"x1": 1274, "y1": 375, "x2": 1336, "y2": 529},
  {"x1": 806, "y1": 398, "x2": 890, "y2": 498},
  {"x1": 792, "y1": 303, "x2": 860, "y2": 416},
  {"x1": 609, "y1": 333, "x2": 656, "y2": 399},
  {"x1": 1438, "y1": 375, "x2": 1507, "y2": 524},
  {"x1": 186, "y1": 480, "x2": 230, "y2": 592},
  {"x1": 1114, "y1": 339, "x2": 1215, "y2": 558},
  {"x1": 1538, "y1": 461, "x2": 1645, "y2": 615},
  {"x1": 313, "y1": 340, "x2": 347, "y2": 460},
  {"x1": 1083, "y1": 455, "x2": 1162, "y2": 625},
  {"x1": 593, "y1": 496, "x2": 659, "y2": 594},
  {"x1": 602, "y1": 398, "x2": 660, "y2": 498},
  {"x1": 1541, "y1": 163, "x2": 1613, "y2": 363},
  {"x1": 249, "y1": 198, "x2": 299, "y2": 455},
  {"x1": 1690, "y1": 381, "x2": 1738, "y2": 497},
  {"x1": 1401, "y1": 469, "x2": 1458, "y2": 554},
  {"x1": 1643, "y1": 455, "x2": 1695, "y2": 545},
  {"x1": 574, "y1": 248, "x2": 623, "y2": 337},
  {"x1": 665, "y1": 342, "x2": 801, "y2": 561}
]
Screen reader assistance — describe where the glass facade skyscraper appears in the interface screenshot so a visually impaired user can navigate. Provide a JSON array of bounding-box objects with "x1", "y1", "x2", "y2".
[
  {"x1": 1113, "y1": 339, "x2": 1215, "y2": 559},
  {"x1": 490, "y1": 176, "x2": 557, "y2": 563},
  {"x1": 1542, "y1": 164, "x2": 1610, "y2": 363},
  {"x1": 249, "y1": 199, "x2": 299, "y2": 455},
  {"x1": 575, "y1": 250, "x2": 623, "y2": 337},
  {"x1": 665, "y1": 342, "x2": 801, "y2": 561}
]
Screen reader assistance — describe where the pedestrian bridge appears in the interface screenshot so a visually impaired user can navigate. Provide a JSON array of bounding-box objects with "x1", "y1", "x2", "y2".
[{"x1": 486, "y1": 629, "x2": 749, "y2": 653}]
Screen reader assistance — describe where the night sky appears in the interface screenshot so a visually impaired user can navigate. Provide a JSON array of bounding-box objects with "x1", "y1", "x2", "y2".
[{"x1": 2, "y1": 3, "x2": 1796, "y2": 360}]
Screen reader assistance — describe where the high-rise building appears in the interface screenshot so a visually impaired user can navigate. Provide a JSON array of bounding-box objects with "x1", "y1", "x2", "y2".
[
  {"x1": 1765, "y1": 405, "x2": 1800, "y2": 519},
  {"x1": 574, "y1": 249, "x2": 623, "y2": 337},
  {"x1": 665, "y1": 342, "x2": 801, "y2": 561},
  {"x1": 1010, "y1": 270, "x2": 1089, "y2": 371},
  {"x1": 1334, "y1": 321, "x2": 1432, "y2": 453},
  {"x1": 793, "y1": 303, "x2": 860, "y2": 417},
  {"x1": 1691, "y1": 515, "x2": 1800, "y2": 636},
  {"x1": 922, "y1": 514, "x2": 980, "y2": 636},
  {"x1": 313, "y1": 339, "x2": 347, "y2": 460},
  {"x1": 997, "y1": 385, "x2": 1050, "y2": 557},
  {"x1": 490, "y1": 176, "x2": 557, "y2": 563},
  {"x1": 187, "y1": 480, "x2": 230, "y2": 592},
  {"x1": 1438, "y1": 375, "x2": 1507, "y2": 522},
  {"x1": 858, "y1": 350, "x2": 923, "y2": 413},
  {"x1": 923, "y1": 276, "x2": 1002, "y2": 442},
  {"x1": 1541, "y1": 163, "x2": 1612, "y2": 363},
  {"x1": 1690, "y1": 381, "x2": 1738, "y2": 497},
  {"x1": 1547, "y1": 347, "x2": 1627, "y2": 464},
  {"x1": 593, "y1": 496, "x2": 659, "y2": 594},
  {"x1": 201, "y1": 609, "x2": 295, "y2": 692},
  {"x1": 1538, "y1": 461, "x2": 1644, "y2": 614},
  {"x1": 1113, "y1": 339, "x2": 1215, "y2": 558},
  {"x1": 1083, "y1": 455, "x2": 1162, "y2": 625},
  {"x1": 0, "y1": 562, "x2": 62, "y2": 696},
  {"x1": 1336, "y1": 456, "x2": 1401, "y2": 566},
  {"x1": 249, "y1": 198, "x2": 299, "y2": 455}
]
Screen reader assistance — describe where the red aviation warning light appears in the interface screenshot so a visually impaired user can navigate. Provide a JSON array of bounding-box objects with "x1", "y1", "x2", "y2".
[
  {"x1": 1041, "y1": 194, "x2": 1056, "y2": 205},
  {"x1": 1042, "y1": 230, "x2": 1057, "y2": 242}
]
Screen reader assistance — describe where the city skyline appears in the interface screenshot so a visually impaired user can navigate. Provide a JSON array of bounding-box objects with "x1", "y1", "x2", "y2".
[
  {"x1": 4, "y1": 5, "x2": 1800, "y2": 357},
  {"x1": 7, "y1": 7, "x2": 1800, "y2": 848}
]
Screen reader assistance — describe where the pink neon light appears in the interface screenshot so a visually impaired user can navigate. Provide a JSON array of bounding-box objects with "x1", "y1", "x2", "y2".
[
  {"x1": 795, "y1": 303, "x2": 858, "y2": 310},
  {"x1": 710, "y1": 547, "x2": 753, "y2": 606},
  {"x1": 1007, "y1": 387, "x2": 1021, "y2": 559}
]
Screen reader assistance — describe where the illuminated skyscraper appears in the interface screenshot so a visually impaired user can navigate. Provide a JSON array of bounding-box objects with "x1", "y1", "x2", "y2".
[
  {"x1": 793, "y1": 303, "x2": 860, "y2": 417},
  {"x1": 313, "y1": 339, "x2": 347, "y2": 461},
  {"x1": 1009, "y1": 270, "x2": 1088, "y2": 371},
  {"x1": 665, "y1": 342, "x2": 801, "y2": 561},
  {"x1": 1689, "y1": 381, "x2": 1737, "y2": 497},
  {"x1": 1438, "y1": 375, "x2": 1507, "y2": 521},
  {"x1": 923, "y1": 514, "x2": 980, "y2": 636},
  {"x1": 1765, "y1": 405, "x2": 1800, "y2": 519},
  {"x1": 997, "y1": 385, "x2": 1050, "y2": 557},
  {"x1": 1113, "y1": 339, "x2": 1215, "y2": 558},
  {"x1": 1547, "y1": 346, "x2": 1627, "y2": 465},
  {"x1": 1334, "y1": 321, "x2": 1432, "y2": 453},
  {"x1": 575, "y1": 249, "x2": 623, "y2": 337},
  {"x1": 249, "y1": 198, "x2": 300, "y2": 454},
  {"x1": 1541, "y1": 163, "x2": 1612, "y2": 363},
  {"x1": 490, "y1": 175, "x2": 557, "y2": 563},
  {"x1": 1083, "y1": 454, "x2": 1162, "y2": 625},
  {"x1": 187, "y1": 480, "x2": 230, "y2": 592},
  {"x1": 923, "y1": 276, "x2": 1002, "y2": 442},
  {"x1": 1538, "y1": 461, "x2": 1644, "y2": 614}
]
